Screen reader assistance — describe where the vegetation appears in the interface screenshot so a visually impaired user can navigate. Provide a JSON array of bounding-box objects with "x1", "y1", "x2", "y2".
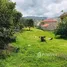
[
  {"x1": 0, "y1": 0, "x2": 23, "y2": 49},
  {"x1": 0, "y1": 28, "x2": 67, "y2": 67},
  {"x1": 0, "y1": 0, "x2": 67, "y2": 67},
  {"x1": 13, "y1": 10, "x2": 22, "y2": 30},
  {"x1": 0, "y1": 0, "x2": 16, "y2": 49},
  {"x1": 21, "y1": 19, "x2": 34, "y2": 30},
  {"x1": 54, "y1": 17, "x2": 67, "y2": 38}
]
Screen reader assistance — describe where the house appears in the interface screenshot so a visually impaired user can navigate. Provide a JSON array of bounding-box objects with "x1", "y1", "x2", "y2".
[{"x1": 39, "y1": 18, "x2": 58, "y2": 30}]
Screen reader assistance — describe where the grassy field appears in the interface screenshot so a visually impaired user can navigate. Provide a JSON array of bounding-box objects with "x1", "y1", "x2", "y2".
[{"x1": 0, "y1": 28, "x2": 67, "y2": 67}]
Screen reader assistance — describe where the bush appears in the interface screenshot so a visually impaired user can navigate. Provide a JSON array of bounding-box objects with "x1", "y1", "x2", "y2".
[{"x1": 54, "y1": 17, "x2": 67, "y2": 38}]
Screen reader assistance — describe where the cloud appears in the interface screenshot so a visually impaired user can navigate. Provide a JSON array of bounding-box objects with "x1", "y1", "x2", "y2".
[{"x1": 12, "y1": 0, "x2": 67, "y2": 17}]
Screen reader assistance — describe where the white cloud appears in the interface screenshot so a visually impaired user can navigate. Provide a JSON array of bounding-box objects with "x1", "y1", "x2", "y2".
[
  {"x1": 12, "y1": 0, "x2": 67, "y2": 17},
  {"x1": 46, "y1": 0, "x2": 67, "y2": 17}
]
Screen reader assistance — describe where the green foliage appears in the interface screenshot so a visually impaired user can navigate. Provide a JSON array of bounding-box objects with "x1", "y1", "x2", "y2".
[
  {"x1": 26, "y1": 19, "x2": 34, "y2": 30},
  {"x1": 27, "y1": 19, "x2": 34, "y2": 27},
  {"x1": 20, "y1": 18, "x2": 27, "y2": 27},
  {"x1": 19, "y1": 24, "x2": 24, "y2": 30},
  {"x1": 0, "y1": 0, "x2": 17, "y2": 49},
  {"x1": 0, "y1": 28, "x2": 66, "y2": 67},
  {"x1": 0, "y1": 0, "x2": 16, "y2": 28},
  {"x1": 54, "y1": 17, "x2": 67, "y2": 38},
  {"x1": 13, "y1": 10, "x2": 22, "y2": 26},
  {"x1": 13, "y1": 10, "x2": 23, "y2": 31}
]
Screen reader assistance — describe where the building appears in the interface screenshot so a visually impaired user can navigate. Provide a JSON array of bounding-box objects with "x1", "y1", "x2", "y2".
[{"x1": 40, "y1": 18, "x2": 58, "y2": 30}]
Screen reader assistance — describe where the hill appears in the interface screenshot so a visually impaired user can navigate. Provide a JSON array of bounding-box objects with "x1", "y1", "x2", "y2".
[
  {"x1": 23, "y1": 16, "x2": 47, "y2": 21},
  {"x1": 0, "y1": 28, "x2": 67, "y2": 67}
]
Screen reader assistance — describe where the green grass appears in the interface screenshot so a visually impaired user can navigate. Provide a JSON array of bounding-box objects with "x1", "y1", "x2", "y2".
[{"x1": 0, "y1": 28, "x2": 67, "y2": 67}]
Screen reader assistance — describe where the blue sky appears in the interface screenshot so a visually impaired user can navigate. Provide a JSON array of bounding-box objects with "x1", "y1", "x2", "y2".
[{"x1": 12, "y1": 0, "x2": 67, "y2": 17}]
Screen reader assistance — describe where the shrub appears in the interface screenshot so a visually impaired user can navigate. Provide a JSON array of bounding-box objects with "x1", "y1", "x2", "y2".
[{"x1": 54, "y1": 17, "x2": 67, "y2": 38}]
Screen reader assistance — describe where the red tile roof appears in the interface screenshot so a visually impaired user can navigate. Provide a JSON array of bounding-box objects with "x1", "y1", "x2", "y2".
[
  {"x1": 42, "y1": 24, "x2": 49, "y2": 27},
  {"x1": 42, "y1": 18, "x2": 57, "y2": 22}
]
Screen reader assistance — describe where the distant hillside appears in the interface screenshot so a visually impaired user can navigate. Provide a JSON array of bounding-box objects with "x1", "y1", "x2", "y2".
[
  {"x1": 23, "y1": 16, "x2": 47, "y2": 21},
  {"x1": 23, "y1": 16, "x2": 47, "y2": 26}
]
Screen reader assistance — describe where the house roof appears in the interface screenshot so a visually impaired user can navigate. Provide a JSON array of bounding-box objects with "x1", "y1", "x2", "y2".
[
  {"x1": 42, "y1": 18, "x2": 57, "y2": 22},
  {"x1": 42, "y1": 24, "x2": 49, "y2": 27}
]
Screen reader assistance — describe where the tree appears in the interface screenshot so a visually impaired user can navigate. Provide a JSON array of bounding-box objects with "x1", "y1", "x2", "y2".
[
  {"x1": 54, "y1": 17, "x2": 67, "y2": 38},
  {"x1": 26, "y1": 19, "x2": 34, "y2": 30},
  {"x1": 20, "y1": 18, "x2": 27, "y2": 27},
  {"x1": 13, "y1": 10, "x2": 22, "y2": 29},
  {"x1": 0, "y1": 0, "x2": 16, "y2": 49}
]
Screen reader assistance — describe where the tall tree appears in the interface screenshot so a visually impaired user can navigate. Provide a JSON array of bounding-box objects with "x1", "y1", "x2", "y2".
[
  {"x1": 0, "y1": 0, "x2": 16, "y2": 49},
  {"x1": 13, "y1": 10, "x2": 22, "y2": 28},
  {"x1": 26, "y1": 19, "x2": 34, "y2": 30},
  {"x1": 54, "y1": 17, "x2": 67, "y2": 38}
]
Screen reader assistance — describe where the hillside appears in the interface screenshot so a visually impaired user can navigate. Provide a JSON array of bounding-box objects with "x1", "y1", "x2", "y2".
[
  {"x1": 23, "y1": 16, "x2": 47, "y2": 21},
  {"x1": 0, "y1": 28, "x2": 67, "y2": 67}
]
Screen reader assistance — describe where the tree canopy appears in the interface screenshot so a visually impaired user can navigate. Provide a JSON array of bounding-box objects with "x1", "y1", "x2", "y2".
[
  {"x1": 0, "y1": 0, "x2": 22, "y2": 49},
  {"x1": 54, "y1": 17, "x2": 67, "y2": 38},
  {"x1": 26, "y1": 19, "x2": 34, "y2": 30}
]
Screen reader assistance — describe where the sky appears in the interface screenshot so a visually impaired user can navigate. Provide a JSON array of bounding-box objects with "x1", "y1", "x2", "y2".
[{"x1": 12, "y1": 0, "x2": 67, "y2": 18}]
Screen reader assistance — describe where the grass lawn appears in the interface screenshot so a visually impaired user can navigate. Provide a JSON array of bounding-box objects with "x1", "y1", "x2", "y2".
[{"x1": 0, "y1": 28, "x2": 67, "y2": 67}]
